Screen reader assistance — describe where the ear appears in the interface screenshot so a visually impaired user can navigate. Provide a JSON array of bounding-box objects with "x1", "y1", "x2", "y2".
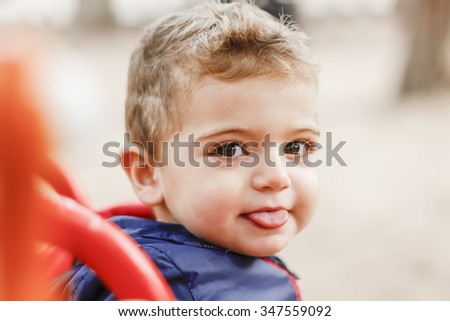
[{"x1": 121, "y1": 149, "x2": 163, "y2": 206}]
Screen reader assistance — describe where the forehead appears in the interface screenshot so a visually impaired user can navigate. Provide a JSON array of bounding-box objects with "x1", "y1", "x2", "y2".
[{"x1": 180, "y1": 76, "x2": 318, "y2": 136}]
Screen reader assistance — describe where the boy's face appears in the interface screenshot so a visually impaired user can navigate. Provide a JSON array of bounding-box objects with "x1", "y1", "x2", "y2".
[{"x1": 151, "y1": 76, "x2": 319, "y2": 257}]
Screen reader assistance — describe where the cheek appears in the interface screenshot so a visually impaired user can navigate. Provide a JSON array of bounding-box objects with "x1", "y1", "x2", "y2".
[
  {"x1": 196, "y1": 171, "x2": 239, "y2": 202},
  {"x1": 293, "y1": 168, "x2": 320, "y2": 208},
  {"x1": 289, "y1": 170, "x2": 319, "y2": 232},
  {"x1": 181, "y1": 176, "x2": 241, "y2": 237},
  {"x1": 172, "y1": 167, "x2": 241, "y2": 210}
]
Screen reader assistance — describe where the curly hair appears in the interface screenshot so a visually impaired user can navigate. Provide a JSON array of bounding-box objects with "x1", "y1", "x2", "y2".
[{"x1": 125, "y1": 0, "x2": 318, "y2": 157}]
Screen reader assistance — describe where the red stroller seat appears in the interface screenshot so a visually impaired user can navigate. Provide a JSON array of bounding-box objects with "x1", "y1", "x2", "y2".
[{"x1": 0, "y1": 59, "x2": 174, "y2": 300}]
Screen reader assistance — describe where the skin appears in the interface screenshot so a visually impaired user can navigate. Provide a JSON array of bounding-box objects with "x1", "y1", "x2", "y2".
[{"x1": 125, "y1": 76, "x2": 319, "y2": 257}]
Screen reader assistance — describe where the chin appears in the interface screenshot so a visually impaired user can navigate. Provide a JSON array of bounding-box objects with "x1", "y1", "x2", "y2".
[{"x1": 235, "y1": 242, "x2": 287, "y2": 257}]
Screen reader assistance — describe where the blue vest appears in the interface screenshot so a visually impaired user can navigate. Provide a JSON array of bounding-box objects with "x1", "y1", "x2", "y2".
[{"x1": 66, "y1": 216, "x2": 300, "y2": 300}]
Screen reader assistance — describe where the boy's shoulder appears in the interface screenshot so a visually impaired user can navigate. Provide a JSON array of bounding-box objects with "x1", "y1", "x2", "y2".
[
  {"x1": 66, "y1": 216, "x2": 300, "y2": 301},
  {"x1": 112, "y1": 216, "x2": 301, "y2": 300}
]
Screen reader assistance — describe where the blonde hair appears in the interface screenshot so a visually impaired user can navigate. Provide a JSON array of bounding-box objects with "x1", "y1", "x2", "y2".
[{"x1": 125, "y1": 0, "x2": 318, "y2": 156}]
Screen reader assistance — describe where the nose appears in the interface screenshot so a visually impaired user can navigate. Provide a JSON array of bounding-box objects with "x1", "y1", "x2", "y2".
[{"x1": 251, "y1": 151, "x2": 291, "y2": 191}]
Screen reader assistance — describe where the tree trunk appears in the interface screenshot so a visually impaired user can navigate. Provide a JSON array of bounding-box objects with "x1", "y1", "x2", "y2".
[
  {"x1": 400, "y1": 0, "x2": 450, "y2": 95},
  {"x1": 77, "y1": 0, "x2": 115, "y2": 28}
]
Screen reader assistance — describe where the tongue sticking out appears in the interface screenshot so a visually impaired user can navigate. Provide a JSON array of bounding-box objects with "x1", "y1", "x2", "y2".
[{"x1": 244, "y1": 209, "x2": 289, "y2": 229}]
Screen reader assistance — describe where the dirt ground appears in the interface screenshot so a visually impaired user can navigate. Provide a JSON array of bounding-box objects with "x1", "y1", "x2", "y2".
[{"x1": 40, "y1": 14, "x2": 450, "y2": 300}]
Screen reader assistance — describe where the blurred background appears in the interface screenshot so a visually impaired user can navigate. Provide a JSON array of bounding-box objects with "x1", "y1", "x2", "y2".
[{"x1": 1, "y1": 0, "x2": 449, "y2": 300}]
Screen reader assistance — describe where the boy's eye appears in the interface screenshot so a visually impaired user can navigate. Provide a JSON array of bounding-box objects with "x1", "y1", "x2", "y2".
[
  {"x1": 284, "y1": 141, "x2": 314, "y2": 156},
  {"x1": 211, "y1": 142, "x2": 246, "y2": 158}
]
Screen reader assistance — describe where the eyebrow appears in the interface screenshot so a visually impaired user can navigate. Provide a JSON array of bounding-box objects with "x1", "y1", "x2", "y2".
[
  {"x1": 287, "y1": 127, "x2": 321, "y2": 138},
  {"x1": 196, "y1": 128, "x2": 257, "y2": 142},
  {"x1": 196, "y1": 126, "x2": 320, "y2": 142}
]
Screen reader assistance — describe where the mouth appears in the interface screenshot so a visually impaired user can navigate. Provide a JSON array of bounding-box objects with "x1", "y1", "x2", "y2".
[{"x1": 241, "y1": 207, "x2": 289, "y2": 229}]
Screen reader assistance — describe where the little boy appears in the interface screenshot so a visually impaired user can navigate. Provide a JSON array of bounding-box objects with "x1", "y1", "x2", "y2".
[{"x1": 67, "y1": 0, "x2": 319, "y2": 300}]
